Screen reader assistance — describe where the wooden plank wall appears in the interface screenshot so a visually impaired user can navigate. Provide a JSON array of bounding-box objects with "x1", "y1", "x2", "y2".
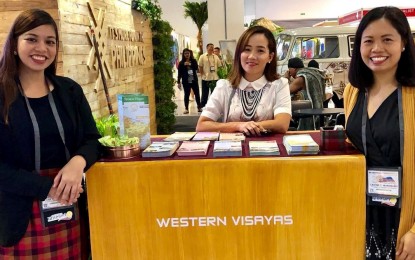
[{"x1": 0, "y1": 0, "x2": 157, "y2": 134}]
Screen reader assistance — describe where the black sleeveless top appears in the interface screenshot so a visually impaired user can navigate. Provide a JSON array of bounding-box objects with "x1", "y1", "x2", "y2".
[
  {"x1": 28, "y1": 91, "x2": 74, "y2": 169},
  {"x1": 345, "y1": 89, "x2": 401, "y2": 167}
]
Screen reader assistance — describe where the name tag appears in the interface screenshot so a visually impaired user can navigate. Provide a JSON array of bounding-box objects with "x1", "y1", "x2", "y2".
[
  {"x1": 39, "y1": 197, "x2": 76, "y2": 227},
  {"x1": 371, "y1": 196, "x2": 398, "y2": 207},
  {"x1": 367, "y1": 167, "x2": 401, "y2": 198}
]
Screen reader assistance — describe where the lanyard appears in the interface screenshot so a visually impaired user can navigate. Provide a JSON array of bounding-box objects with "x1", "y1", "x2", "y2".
[
  {"x1": 361, "y1": 85, "x2": 404, "y2": 166},
  {"x1": 207, "y1": 55, "x2": 215, "y2": 67},
  {"x1": 18, "y1": 78, "x2": 70, "y2": 172}
]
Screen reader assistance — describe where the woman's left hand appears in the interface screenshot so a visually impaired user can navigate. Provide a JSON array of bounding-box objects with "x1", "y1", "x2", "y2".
[
  {"x1": 238, "y1": 121, "x2": 264, "y2": 136},
  {"x1": 396, "y1": 231, "x2": 415, "y2": 259},
  {"x1": 52, "y1": 155, "x2": 86, "y2": 205}
]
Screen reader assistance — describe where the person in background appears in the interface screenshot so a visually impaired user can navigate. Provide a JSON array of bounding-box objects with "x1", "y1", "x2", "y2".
[
  {"x1": 198, "y1": 43, "x2": 222, "y2": 107},
  {"x1": 214, "y1": 46, "x2": 224, "y2": 66},
  {"x1": 0, "y1": 9, "x2": 101, "y2": 258},
  {"x1": 196, "y1": 26, "x2": 291, "y2": 135},
  {"x1": 308, "y1": 59, "x2": 334, "y2": 108},
  {"x1": 278, "y1": 43, "x2": 289, "y2": 61},
  {"x1": 177, "y1": 48, "x2": 202, "y2": 113},
  {"x1": 189, "y1": 49, "x2": 196, "y2": 101},
  {"x1": 308, "y1": 59, "x2": 319, "y2": 68},
  {"x1": 213, "y1": 46, "x2": 221, "y2": 56},
  {"x1": 343, "y1": 6, "x2": 415, "y2": 260},
  {"x1": 286, "y1": 57, "x2": 325, "y2": 129}
]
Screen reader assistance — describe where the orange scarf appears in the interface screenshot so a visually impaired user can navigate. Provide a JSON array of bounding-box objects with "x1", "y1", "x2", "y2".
[{"x1": 343, "y1": 84, "x2": 415, "y2": 242}]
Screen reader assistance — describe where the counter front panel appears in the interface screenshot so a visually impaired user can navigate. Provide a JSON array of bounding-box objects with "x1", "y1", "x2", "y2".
[{"x1": 87, "y1": 154, "x2": 365, "y2": 259}]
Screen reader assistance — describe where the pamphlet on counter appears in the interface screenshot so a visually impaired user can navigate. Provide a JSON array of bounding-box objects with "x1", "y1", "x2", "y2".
[
  {"x1": 177, "y1": 141, "x2": 210, "y2": 156},
  {"x1": 283, "y1": 134, "x2": 319, "y2": 155},
  {"x1": 142, "y1": 141, "x2": 179, "y2": 158},
  {"x1": 117, "y1": 94, "x2": 150, "y2": 149}
]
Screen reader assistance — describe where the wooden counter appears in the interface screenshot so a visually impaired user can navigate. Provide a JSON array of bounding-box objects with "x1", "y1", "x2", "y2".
[{"x1": 86, "y1": 153, "x2": 366, "y2": 259}]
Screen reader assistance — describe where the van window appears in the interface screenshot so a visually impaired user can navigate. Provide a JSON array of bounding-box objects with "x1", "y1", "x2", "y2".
[
  {"x1": 290, "y1": 36, "x2": 340, "y2": 59},
  {"x1": 276, "y1": 34, "x2": 292, "y2": 61},
  {"x1": 348, "y1": 36, "x2": 355, "y2": 57}
]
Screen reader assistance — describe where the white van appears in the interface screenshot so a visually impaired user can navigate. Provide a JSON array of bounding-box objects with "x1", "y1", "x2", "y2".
[
  {"x1": 276, "y1": 25, "x2": 356, "y2": 93},
  {"x1": 276, "y1": 25, "x2": 415, "y2": 92}
]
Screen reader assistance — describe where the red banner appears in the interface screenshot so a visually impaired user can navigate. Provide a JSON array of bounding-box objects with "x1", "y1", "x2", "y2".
[
  {"x1": 401, "y1": 8, "x2": 415, "y2": 17},
  {"x1": 339, "y1": 8, "x2": 414, "y2": 25}
]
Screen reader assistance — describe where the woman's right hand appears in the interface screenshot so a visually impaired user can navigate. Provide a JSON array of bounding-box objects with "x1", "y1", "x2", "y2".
[
  {"x1": 238, "y1": 121, "x2": 264, "y2": 136},
  {"x1": 177, "y1": 83, "x2": 182, "y2": 90},
  {"x1": 284, "y1": 70, "x2": 291, "y2": 79},
  {"x1": 48, "y1": 184, "x2": 83, "y2": 205}
]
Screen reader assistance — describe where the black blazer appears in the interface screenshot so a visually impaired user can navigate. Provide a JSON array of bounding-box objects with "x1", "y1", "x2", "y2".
[
  {"x1": 0, "y1": 74, "x2": 101, "y2": 247},
  {"x1": 177, "y1": 59, "x2": 199, "y2": 84}
]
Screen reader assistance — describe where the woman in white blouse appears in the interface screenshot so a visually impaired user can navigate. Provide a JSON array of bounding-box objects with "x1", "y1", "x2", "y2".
[{"x1": 196, "y1": 26, "x2": 291, "y2": 136}]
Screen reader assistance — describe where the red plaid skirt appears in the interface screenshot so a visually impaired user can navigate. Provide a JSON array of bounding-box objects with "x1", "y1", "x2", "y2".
[{"x1": 0, "y1": 169, "x2": 81, "y2": 259}]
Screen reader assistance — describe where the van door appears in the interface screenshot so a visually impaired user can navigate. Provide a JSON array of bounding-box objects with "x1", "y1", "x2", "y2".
[{"x1": 276, "y1": 34, "x2": 292, "y2": 63}]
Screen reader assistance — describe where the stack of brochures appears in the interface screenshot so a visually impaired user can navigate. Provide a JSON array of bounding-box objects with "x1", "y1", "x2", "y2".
[
  {"x1": 282, "y1": 134, "x2": 319, "y2": 155},
  {"x1": 248, "y1": 140, "x2": 280, "y2": 156},
  {"x1": 213, "y1": 141, "x2": 242, "y2": 157},
  {"x1": 164, "y1": 132, "x2": 196, "y2": 142},
  {"x1": 177, "y1": 141, "x2": 210, "y2": 156},
  {"x1": 192, "y1": 132, "x2": 220, "y2": 141},
  {"x1": 141, "y1": 141, "x2": 180, "y2": 158},
  {"x1": 219, "y1": 132, "x2": 246, "y2": 141}
]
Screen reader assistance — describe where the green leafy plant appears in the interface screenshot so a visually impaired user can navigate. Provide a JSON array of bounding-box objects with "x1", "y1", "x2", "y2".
[
  {"x1": 131, "y1": 0, "x2": 161, "y2": 21},
  {"x1": 152, "y1": 20, "x2": 176, "y2": 134},
  {"x1": 98, "y1": 135, "x2": 139, "y2": 147},
  {"x1": 132, "y1": 0, "x2": 176, "y2": 134},
  {"x1": 217, "y1": 61, "x2": 232, "y2": 79},
  {"x1": 95, "y1": 114, "x2": 119, "y2": 137},
  {"x1": 183, "y1": 1, "x2": 208, "y2": 55},
  {"x1": 95, "y1": 115, "x2": 140, "y2": 147}
]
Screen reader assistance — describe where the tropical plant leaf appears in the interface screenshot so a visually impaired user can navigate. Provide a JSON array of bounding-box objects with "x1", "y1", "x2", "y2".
[{"x1": 183, "y1": 1, "x2": 208, "y2": 55}]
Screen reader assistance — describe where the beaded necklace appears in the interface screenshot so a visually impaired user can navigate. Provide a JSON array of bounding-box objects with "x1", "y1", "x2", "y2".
[{"x1": 237, "y1": 84, "x2": 266, "y2": 120}]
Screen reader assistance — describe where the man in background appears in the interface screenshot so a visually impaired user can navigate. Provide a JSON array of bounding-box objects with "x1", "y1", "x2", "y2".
[
  {"x1": 214, "y1": 47, "x2": 224, "y2": 66},
  {"x1": 286, "y1": 57, "x2": 325, "y2": 130},
  {"x1": 199, "y1": 43, "x2": 222, "y2": 108}
]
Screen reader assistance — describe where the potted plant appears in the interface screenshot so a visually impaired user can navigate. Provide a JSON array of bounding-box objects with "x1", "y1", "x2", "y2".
[{"x1": 95, "y1": 115, "x2": 140, "y2": 159}]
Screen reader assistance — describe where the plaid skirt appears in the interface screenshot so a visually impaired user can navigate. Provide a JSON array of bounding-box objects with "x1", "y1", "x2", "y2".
[{"x1": 0, "y1": 169, "x2": 81, "y2": 259}]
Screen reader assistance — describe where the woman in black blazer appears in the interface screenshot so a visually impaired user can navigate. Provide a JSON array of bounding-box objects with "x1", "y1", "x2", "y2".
[
  {"x1": 0, "y1": 9, "x2": 100, "y2": 258},
  {"x1": 177, "y1": 48, "x2": 202, "y2": 113}
]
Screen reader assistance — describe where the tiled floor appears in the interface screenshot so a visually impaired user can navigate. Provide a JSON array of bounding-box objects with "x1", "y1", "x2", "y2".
[{"x1": 173, "y1": 84, "x2": 203, "y2": 116}]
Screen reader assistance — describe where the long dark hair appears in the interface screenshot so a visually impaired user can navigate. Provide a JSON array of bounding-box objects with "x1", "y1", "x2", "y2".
[
  {"x1": 228, "y1": 26, "x2": 279, "y2": 87},
  {"x1": 349, "y1": 6, "x2": 415, "y2": 90},
  {"x1": 180, "y1": 48, "x2": 194, "y2": 63},
  {"x1": 0, "y1": 9, "x2": 59, "y2": 123}
]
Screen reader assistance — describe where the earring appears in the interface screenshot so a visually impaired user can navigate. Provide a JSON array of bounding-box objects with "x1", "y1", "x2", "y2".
[
  {"x1": 13, "y1": 51, "x2": 17, "y2": 55},
  {"x1": 402, "y1": 47, "x2": 406, "y2": 52}
]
